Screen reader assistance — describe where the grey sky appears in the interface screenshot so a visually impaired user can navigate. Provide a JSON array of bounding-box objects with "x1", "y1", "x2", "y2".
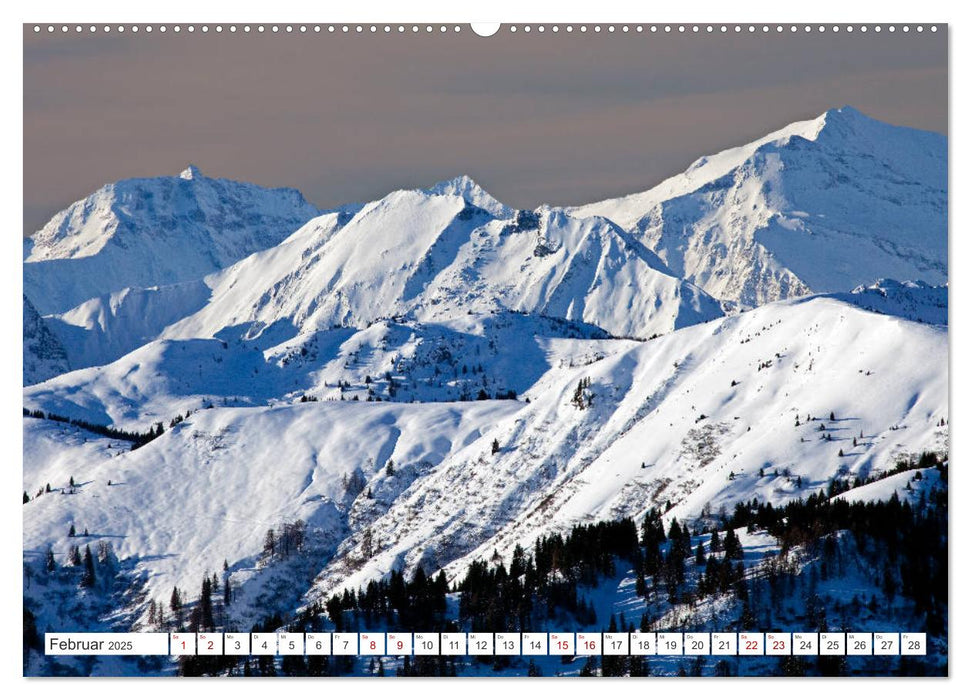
[{"x1": 24, "y1": 25, "x2": 947, "y2": 235}]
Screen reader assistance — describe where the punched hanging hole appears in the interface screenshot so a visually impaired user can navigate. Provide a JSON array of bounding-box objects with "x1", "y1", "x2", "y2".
[{"x1": 471, "y1": 23, "x2": 501, "y2": 37}]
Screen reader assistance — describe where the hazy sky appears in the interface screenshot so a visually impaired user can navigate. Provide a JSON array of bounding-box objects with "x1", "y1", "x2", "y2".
[{"x1": 23, "y1": 25, "x2": 947, "y2": 234}]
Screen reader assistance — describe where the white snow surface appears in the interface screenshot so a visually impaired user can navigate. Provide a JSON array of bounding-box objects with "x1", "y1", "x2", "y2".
[
  {"x1": 45, "y1": 280, "x2": 213, "y2": 372},
  {"x1": 837, "y1": 278, "x2": 948, "y2": 326}
]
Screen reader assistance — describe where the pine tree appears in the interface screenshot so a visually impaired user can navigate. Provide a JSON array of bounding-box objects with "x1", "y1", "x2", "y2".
[
  {"x1": 23, "y1": 491, "x2": 29, "y2": 504},
  {"x1": 80, "y1": 545, "x2": 96, "y2": 588},
  {"x1": 385, "y1": 459, "x2": 395, "y2": 477},
  {"x1": 571, "y1": 377, "x2": 592, "y2": 410},
  {"x1": 668, "y1": 518, "x2": 682, "y2": 542},
  {"x1": 69, "y1": 476, "x2": 75, "y2": 487},
  {"x1": 45, "y1": 546, "x2": 56, "y2": 572},
  {"x1": 199, "y1": 575, "x2": 214, "y2": 631},
  {"x1": 70, "y1": 545, "x2": 82, "y2": 566},
  {"x1": 170, "y1": 587, "x2": 183, "y2": 620},
  {"x1": 68, "y1": 523, "x2": 76, "y2": 538},
  {"x1": 491, "y1": 439, "x2": 500, "y2": 455},
  {"x1": 723, "y1": 528, "x2": 742, "y2": 560}
]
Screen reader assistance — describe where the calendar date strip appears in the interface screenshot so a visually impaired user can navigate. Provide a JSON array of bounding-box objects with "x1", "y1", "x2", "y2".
[{"x1": 45, "y1": 631, "x2": 927, "y2": 657}]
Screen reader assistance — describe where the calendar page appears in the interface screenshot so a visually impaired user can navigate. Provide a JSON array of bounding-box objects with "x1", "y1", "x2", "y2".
[{"x1": 22, "y1": 16, "x2": 948, "y2": 680}]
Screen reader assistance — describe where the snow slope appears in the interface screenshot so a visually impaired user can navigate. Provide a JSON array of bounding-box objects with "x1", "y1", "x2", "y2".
[
  {"x1": 261, "y1": 312, "x2": 626, "y2": 405},
  {"x1": 305, "y1": 298, "x2": 947, "y2": 598},
  {"x1": 574, "y1": 107, "x2": 947, "y2": 307},
  {"x1": 24, "y1": 166, "x2": 325, "y2": 314},
  {"x1": 832, "y1": 467, "x2": 943, "y2": 505},
  {"x1": 23, "y1": 400, "x2": 518, "y2": 632},
  {"x1": 45, "y1": 279, "x2": 214, "y2": 371}
]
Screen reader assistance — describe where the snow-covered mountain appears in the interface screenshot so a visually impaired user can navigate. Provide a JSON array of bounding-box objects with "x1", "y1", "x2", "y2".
[
  {"x1": 305, "y1": 297, "x2": 948, "y2": 596},
  {"x1": 23, "y1": 398, "x2": 517, "y2": 638},
  {"x1": 24, "y1": 166, "x2": 325, "y2": 314},
  {"x1": 573, "y1": 107, "x2": 946, "y2": 307},
  {"x1": 24, "y1": 179, "x2": 727, "y2": 418},
  {"x1": 162, "y1": 181, "x2": 723, "y2": 346},
  {"x1": 33, "y1": 177, "x2": 722, "y2": 373},
  {"x1": 24, "y1": 295, "x2": 70, "y2": 385},
  {"x1": 23, "y1": 297, "x2": 947, "y2": 636},
  {"x1": 25, "y1": 108, "x2": 946, "y2": 377},
  {"x1": 22, "y1": 107, "x2": 949, "y2": 675}
]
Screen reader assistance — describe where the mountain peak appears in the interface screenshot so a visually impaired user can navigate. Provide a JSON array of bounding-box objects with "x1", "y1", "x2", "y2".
[
  {"x1": 25, "y1": 169, "x2": 323, "y2": 314},
  {"x1": 429, "y1": 173, "x2": 479, "y2": 192},
  {"x1": 179, "y1": 164, "x2": 204, "y2": 180},
  {"x1": 827, "y1": 104, "x2": 863, "y2": 117},
  {"x1": 815, "y1": 105, "x2": 876, "y2": 134},
  {"x1": 424, "y1": 175, "x2": 511, "y2": 217},
  {"x1": 823, "y1": 104, "x2": 868, "y2": 121}
]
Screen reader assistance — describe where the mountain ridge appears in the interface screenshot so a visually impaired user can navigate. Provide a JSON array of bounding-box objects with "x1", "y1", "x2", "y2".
[{"x1": 572, "y1": 106, "x2": 947, "y2": 307}]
